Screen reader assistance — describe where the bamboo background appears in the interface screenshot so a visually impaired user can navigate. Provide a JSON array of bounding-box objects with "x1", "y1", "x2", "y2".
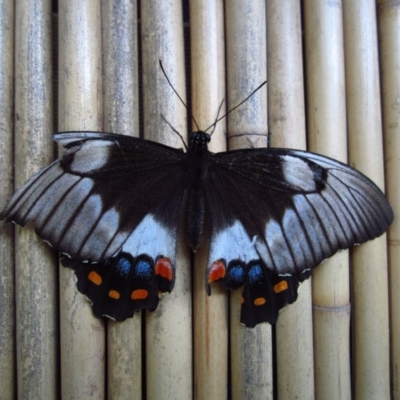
[{"x1": 0, "y1": 0, "x2": 398, "y2": 399}]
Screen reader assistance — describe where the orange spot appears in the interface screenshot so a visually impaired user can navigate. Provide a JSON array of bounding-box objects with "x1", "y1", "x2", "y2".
[
  {"x1": 88, "y1": 271, "x2": 102, "y2": 286},
  {"x1": 131, "y1": 289, "x2": 148, "y2": 300},
  {"x1": 108, "y1": 290, "x2": 120, "y2": 300},
  {"x1": 274, "y1": 280, "x2": 288, "y2": 293},
  {"x1": 155, "y1": 257, "x2": 173, "y2": 281},
  {"x1": 254, "y1": 297, "x2": 266, "y2": 306},
  {"x1": 240, "y1": 296, "x2": 245, "y2": 304},
  {"x1": 208, "y1": 260, "x2": 226, "y2": 282}
]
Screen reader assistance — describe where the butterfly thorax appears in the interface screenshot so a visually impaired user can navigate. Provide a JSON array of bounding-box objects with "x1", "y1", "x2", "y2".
[
  {"x1": 187, "y1": 131, "x2": 211, "y2": 152},
  {"x1": 185, "y1": 131, "x2": 212, "y2": 252}
]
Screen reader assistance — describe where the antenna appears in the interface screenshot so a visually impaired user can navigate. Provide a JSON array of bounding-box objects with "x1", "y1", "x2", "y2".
[
  {"x1": 159, "y1": 60, "x2": 200, "y2": 131},
  {"x1": 160, "y1": 114, "x2": 188, "y2": 151},
  {"x1": 159, "y1": 60, "x2": 267, "y2": 136},
  {"x1": 208, "y1": 98, "x2": 225, "y2": 137},
  {"x1": 203, "y1": 81, "x2": 267, "y2": 133}
]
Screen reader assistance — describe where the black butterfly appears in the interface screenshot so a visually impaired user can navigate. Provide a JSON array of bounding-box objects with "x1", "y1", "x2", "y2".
[{"x1": 0, "y1": 130, "x2": 393, "y2": 327}]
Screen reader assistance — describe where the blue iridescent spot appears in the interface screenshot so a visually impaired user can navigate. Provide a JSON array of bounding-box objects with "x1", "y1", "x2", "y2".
[
  {"x1": 117, "y1": 257, "x2": 132, "y2": 276},
  {"x1": 248, "y1": 264, "x2": 263, "y2": 284},
  {"x1": 135, "y1": 259, "x2": 152, "y2": 278},
  {"x1": 227, "y1": 265, "x2": 245, "y2": 286}
]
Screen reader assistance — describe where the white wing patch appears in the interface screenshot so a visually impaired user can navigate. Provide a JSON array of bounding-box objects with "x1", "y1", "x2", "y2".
[
  {"x1": 80, "y1": 205, "x2": 122, "y2": 260},
  {"x1": 208, "y1": 220, "x2": 259, "y2": 266},
  {"x1": 121, "y1": 214, "x2": 176, "y2": 262},
  {"x1": 68, "y1": 140, "x2": 114, "y2": 173},
  {"x1": 281, "y1": 155, "x2": 316, "y2": 191}
]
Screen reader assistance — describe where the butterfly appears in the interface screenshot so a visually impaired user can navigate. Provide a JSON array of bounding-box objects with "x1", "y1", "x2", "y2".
[{"x1": 0, "y1": 129, "x2": 393, "y2": 327}]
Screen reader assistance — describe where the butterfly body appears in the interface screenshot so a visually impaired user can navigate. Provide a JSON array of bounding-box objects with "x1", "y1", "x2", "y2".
[
  {"x1": 183, "y1": 131, "x2": 211, "y2": 252},
  {"x1": 1, "y1": 130, "x2": 393, "y2": 326}
]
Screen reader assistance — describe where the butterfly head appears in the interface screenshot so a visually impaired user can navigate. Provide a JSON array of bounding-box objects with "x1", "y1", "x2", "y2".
[{"x1": 188, "y1": 131, "x2": 211, "y2": 153}]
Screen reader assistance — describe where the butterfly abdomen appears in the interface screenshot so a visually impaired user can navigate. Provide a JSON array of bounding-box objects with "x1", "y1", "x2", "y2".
[{"x1": 186, "y1": 185, "x2": 206, "y2": 252}]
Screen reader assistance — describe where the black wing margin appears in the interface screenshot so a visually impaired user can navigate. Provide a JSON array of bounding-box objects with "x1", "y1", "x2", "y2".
[{"x1": 206, "y1": 147, "x2": 393, "y2": 327}]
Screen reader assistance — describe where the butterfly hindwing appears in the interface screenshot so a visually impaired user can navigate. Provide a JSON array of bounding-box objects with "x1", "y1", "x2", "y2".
[
  {"x1": 239, "y1": 264, "x2": 311, "y2": 327},
  {"x1": 207, "y1": 253, "x2": 311, "y2": 327},
  {"x1": 206, "y1": 148, "x2": 393, "y2": 326},
  {"x1": 63, "y1": 252, "x2": 174, "y2": 321},
  {"x1": 62, "y1": 212, "x2": 178, "y2": 320}
]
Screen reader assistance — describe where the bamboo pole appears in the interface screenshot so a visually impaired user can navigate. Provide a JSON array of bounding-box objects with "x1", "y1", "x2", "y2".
[
  {"x1": 14, "y1": 0, "x2": 58, "y2": 398},
  {"x1": 303, "y1": 1, "x2": 351, "y2": 399},
  {"x1": 225, "y1": 1, "x2": 272, "y2": 399},
  {"x1": 267, "y1": 1, "x2": 306, "y2": 149},
  {"x1": 342, "y1": 1, "x2": 391, "y2": 398},
  {"x1": 0, "y1": 0, "x2": 15, "y2": 398},
  {"x1": 189, "y1": 1, "x2": 228, "y2": 398},
  {"x1": 58, "y1": 2, "x2": 106, "y2": 398},
  {"x1": 377, "y1": 2, "x2": 400, "y2": 398},
  {"x1": 140, "y1": 1, "x2": 192, "y2": 399},
  {"x1": 101, "y1": 1, "x2": 142, "y2": 399},
  {"x1": 267, "y1": 2, "x2": 317, "y2": 399}
]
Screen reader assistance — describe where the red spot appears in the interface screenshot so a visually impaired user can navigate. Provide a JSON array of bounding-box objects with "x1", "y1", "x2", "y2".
[
  {"x1": 254, "y1": 297, "x2": 266, "y2": 306},
  {"x1": 88, "y1": 271, "x2": 102, "y2": 285},
  {"x1": 131, "y1": 289, "x2": 148, "y2": 300},
  {"x1": 208, "y1": 260, "x2": 226, "y2": 283},
  {"x1": 274, "y1": 280, "x2": 288, "y2": 293},
  {"x1": 155, "y1": 257, "x2": 173, "y2": 281}
]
